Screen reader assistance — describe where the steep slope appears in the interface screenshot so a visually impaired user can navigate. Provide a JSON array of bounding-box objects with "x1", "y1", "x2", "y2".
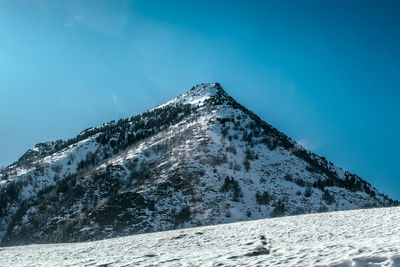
[
  {"x1": 0, "y1": 83, "x2": 397, "y2": 246},
  {"x1": 1, "y1": 207, "x2": 400, "y2": 266}
]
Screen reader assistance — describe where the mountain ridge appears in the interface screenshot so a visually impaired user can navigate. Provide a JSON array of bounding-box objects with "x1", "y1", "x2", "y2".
[{"x1": 0, "y1": 82, "x2": 397, "y2": 246}]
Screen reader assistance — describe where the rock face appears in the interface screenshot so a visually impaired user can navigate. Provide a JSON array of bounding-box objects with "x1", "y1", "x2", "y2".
[{"x1": 0, "y1": 83, "x2": 397, "y2": 246}]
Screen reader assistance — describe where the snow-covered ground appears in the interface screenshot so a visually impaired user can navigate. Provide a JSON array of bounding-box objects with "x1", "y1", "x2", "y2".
[
  {"x1": 1, "y1": 207, "x2": 399, "y2": 267},
  {"x1": 1, "y1": 83, "x2": 394, "y2": 246}
]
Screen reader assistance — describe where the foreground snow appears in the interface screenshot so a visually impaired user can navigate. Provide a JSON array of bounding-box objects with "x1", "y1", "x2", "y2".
[{"x1": 1, "y1": 207, "x2": 400, "y2": 266}]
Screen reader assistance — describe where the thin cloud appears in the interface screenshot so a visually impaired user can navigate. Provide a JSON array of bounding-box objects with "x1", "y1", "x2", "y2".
[
  {"x1": 61, "y1": 2, "x2": 129, "y2": 36},
  {"x1": 298, "y1": 138, "x2": 317, "y2": 151},
  {"x1": 65, "y1": 14, "x2": 82, "y2": 28},
  {"x1": 112, "y1": 93, "x2": 123, "y2": 113}
]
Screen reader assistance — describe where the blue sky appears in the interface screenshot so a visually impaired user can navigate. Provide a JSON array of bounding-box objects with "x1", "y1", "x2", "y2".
[{"x1": 1, "y1": 0, "x2": 399, "y2": 199}]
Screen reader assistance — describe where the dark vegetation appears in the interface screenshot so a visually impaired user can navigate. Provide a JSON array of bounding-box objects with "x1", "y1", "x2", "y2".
[
  {"x1": 255, "y1": 191, "x2": 271, "y2": 205},
  {"x1": 271, "y1": 199, "x2": 286, "y2": 217},
  {"x1": 212, "y1": 83, "x2": 389, "y2": 201},
  {"x1": 220, "y1": 177, "x2": 242, "y2": 202},
  {"x1": 0, "y1": 82, "x2": 398, "y2": 247},
  {"x1": 14, "y1": 103, "x2": 193, "y2": 168}
]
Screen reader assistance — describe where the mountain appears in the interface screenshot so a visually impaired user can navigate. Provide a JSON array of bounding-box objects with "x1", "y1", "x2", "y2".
[
  {"x1": 0, "y1": 83, "x2": 397, "y2": 246},
  {"x1": 1, "y1": 206, "x2": 399, "y2": 266}
]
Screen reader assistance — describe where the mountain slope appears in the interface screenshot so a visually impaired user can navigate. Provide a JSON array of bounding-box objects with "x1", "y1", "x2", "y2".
[
  {"x1": 0, "y1": 83, "x2": 397, "y2": 246},
  {"x1": 1, "y1": 207, "x2": 400, "y2": 266}
]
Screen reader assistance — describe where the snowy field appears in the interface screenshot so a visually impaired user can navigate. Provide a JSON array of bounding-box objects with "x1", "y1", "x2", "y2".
[{"x1": 1, "y1": 207, "x2": 400, "y2": 267}]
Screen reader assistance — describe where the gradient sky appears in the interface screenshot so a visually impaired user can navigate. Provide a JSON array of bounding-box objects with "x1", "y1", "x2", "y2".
[{"x1": 1, "y1": 0, "x2": 399, "y2": 199}]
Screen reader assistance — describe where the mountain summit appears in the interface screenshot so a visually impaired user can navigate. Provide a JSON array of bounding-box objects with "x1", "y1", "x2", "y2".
[{"x1": 0, "y1": 83, "x2": 397, "y2": 246}]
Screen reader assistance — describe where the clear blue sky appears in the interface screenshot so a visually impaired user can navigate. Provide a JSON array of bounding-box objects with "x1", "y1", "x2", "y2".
[{"x1": 1, "y1": 0, "x2": 399, "y2": 199}]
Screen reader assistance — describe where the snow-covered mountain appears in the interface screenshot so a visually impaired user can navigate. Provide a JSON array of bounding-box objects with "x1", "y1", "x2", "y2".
[
  {"x1": 0, "y1": 83, "x2": 397, "y2": 246},
  {"x1": 1, "y1": 207, "x2": 400, "y2": 266}
]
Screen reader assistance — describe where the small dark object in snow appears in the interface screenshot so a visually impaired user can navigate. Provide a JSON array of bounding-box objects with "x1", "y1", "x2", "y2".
[
  {"x1": 172, "y1": 234, "x2": 187, "y2": 239},
  {"x1": 246, "y1": 246, "x2": 270, "y2": 257}
]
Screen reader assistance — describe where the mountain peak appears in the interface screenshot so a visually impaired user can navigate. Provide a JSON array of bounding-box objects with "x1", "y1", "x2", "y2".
[
  {"x1": 188, "y1": 82, "x2": 223, "y2": 96},
  {"x1": 0, "y1": 82, "x2": 396, "y2": 246},
  {"x1": 154, "y1": 82, "x2": 226, "y2": 110}
]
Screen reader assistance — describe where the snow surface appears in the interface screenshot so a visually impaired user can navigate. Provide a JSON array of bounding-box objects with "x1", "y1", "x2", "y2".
[
  {"x1": 152, "y1": 83, "x2": 219, "y2": 110},
  {"x1": 0, "y1": 82, "x2": 395, "y2": 246},
  {"x1": 1, "y1": 207, "x2": 400, "y2": 267}
]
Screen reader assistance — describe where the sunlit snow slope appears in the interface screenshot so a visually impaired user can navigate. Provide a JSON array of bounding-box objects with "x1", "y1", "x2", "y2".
[
  {"x1": 1, "y1": 207, "x2": 399, "y2": 267},
  {"x1": 0, "y1": 83, "x2": 397, "y2": 246}
]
